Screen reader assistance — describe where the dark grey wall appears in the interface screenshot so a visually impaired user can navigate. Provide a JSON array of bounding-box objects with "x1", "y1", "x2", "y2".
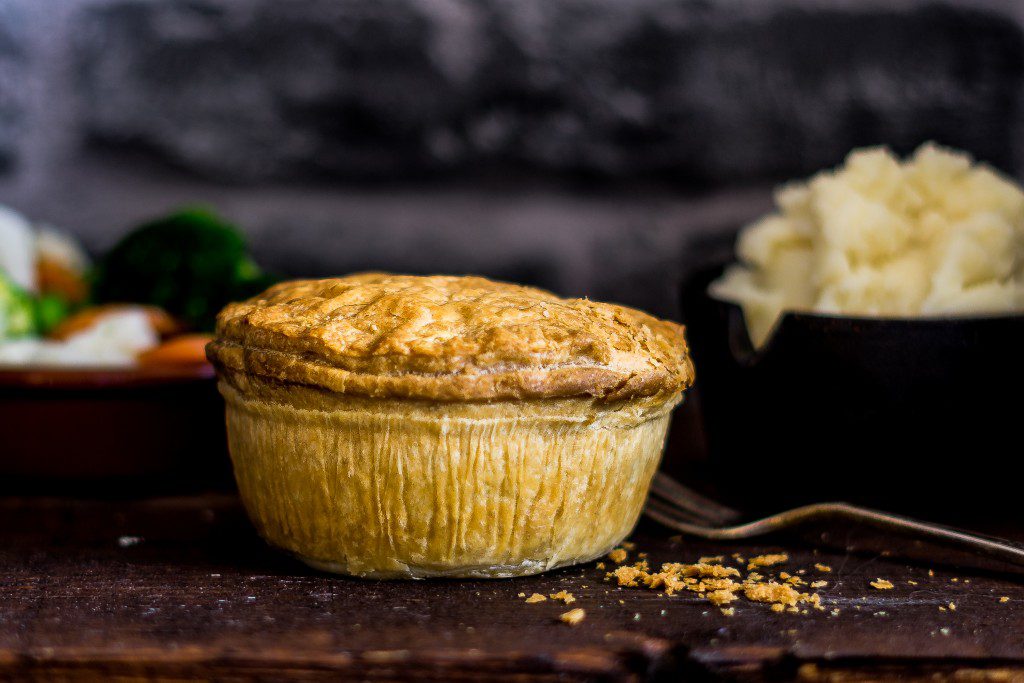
[{"x1": 0, "y1": 0, "x2": 1022, "y2": 317}]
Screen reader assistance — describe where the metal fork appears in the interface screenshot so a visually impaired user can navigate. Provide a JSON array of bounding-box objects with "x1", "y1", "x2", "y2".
[{"x1": 644, "y1": 472, "x2": 1024, "y2": 566}]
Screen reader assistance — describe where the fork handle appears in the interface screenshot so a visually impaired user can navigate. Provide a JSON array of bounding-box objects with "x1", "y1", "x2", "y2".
[{"x1": 654, "y1": 501, "x2": 1024, "y2": 567}]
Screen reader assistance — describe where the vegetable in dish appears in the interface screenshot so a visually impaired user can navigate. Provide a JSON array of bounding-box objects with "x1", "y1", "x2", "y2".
[
  {"x1": 0, "y1": 204, "x2": 267, "y2": 367},
  {"x1": 0, "y1": 207, "x2": 90, "y2": 342},
  {"x1": 93, "y1": 208, "x2": 275, "y2": 331},
  {"x1": 0, "y1": 205, "x2": 37, "y2": 292},
  {"x1": 0, "y1": 272, "x2": 38, "y2": 338}
]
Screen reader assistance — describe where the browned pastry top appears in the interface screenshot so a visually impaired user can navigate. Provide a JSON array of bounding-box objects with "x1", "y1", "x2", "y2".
[{"x1": 208, "y1": 273, "x2": 694, "y2": 402}]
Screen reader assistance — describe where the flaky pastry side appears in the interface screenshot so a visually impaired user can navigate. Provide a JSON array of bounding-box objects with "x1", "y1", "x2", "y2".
[{"x1": 220, "y1": 371, "x2": 678, "y2": 578}]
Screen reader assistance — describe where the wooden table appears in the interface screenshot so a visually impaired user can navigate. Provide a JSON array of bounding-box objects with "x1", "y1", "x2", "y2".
[{"x1": 2, "y1": 495, "x2": 1023, "y2": 681}]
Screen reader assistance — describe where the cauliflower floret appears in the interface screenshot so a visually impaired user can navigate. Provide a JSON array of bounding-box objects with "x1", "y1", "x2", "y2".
[
  {"x1": 0, "y1": 205, "x2": 37, "y2": 292},
  {"x1": 0, "y1": 309, "x2": 158, "y2": 367},
  {"x1": 35, "y1": 225, "x2": 90, "y2": 275},
  {"x1": 0, "y1": 338, "x2": 43, "y2": 364}
]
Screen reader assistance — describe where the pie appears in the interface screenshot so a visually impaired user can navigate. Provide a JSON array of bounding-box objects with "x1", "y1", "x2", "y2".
[{"x1": 207, "y1": 273, "x2": 694, "y2": 578}]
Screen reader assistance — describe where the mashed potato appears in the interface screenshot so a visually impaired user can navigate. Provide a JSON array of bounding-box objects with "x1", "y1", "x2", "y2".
[{"x1": 710, "y1": 143, "x2": 1024, "y2": 347}]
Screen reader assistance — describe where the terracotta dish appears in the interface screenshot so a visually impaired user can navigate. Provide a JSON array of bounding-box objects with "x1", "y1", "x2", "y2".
[{"x1": 0, "y1": 363, "x2": 231, "y2": 493}]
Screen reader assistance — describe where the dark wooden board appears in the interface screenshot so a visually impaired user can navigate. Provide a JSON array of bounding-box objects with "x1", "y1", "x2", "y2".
[{"x1": 2, "y1": 496, "x2": 1024, "y2": 681}]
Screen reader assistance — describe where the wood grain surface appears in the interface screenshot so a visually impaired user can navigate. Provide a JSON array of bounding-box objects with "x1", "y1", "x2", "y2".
[{"x1": 2, "y1": 495, "x2": 1023, "y2": 681}]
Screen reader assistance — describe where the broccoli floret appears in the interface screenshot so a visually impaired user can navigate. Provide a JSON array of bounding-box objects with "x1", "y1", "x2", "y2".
[
  {"x1": 0, "y1": 271, "x2": 38, "y2": 338},
  {"x1": 92, "y1": 208, "x2": 275, "y2": 331},
  {"x1": 34, "y1": 293, "x2": 70, "y2": 335}
]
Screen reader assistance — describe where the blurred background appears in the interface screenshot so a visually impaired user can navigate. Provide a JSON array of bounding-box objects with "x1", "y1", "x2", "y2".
[{"x1": 1, "y1": 0, "x2": 1022, "y2": 322}]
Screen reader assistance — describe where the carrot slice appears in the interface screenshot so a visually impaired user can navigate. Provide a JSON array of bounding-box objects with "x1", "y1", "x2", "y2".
[
  {"x1": 37, "y1": 257, "x2": 90, "y2": 305},
  {"x1": 137, "y1": 334, "x2": 214, "y2": 366}
]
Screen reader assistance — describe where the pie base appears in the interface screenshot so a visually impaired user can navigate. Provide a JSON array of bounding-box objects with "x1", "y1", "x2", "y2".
[{"x1": 219, "y1": 372, "x2": 679, "y2": 579}]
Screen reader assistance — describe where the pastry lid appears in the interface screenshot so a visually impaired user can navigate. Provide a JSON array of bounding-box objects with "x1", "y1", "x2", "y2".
[{"x1": 207, "y1": 273, "x2": 694, "y2": 402}]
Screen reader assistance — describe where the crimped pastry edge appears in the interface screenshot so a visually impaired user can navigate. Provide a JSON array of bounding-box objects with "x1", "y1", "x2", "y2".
[{"x1": 209, "y1": 339, "x2": 692, "y2": 402}]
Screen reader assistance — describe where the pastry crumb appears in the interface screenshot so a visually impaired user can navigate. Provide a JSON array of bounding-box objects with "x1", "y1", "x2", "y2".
[
  {"x1": 747, "y1": 554, "x2": 788, "y2": 570},
  {"x1": 595, "y1": 562, "x2": 605, "y2": 570},
  {"x1": 607, "y1": 548, "x2": 628, "y2": 564},
  {"x1": 594, "y1": 549, "x2": 844, "y2": 617},
  {"x1": 744, "y1": 582, "x2": 801, "y2": 607},
  {"x1": 814, "y1": 563, "x2": 832, "y2": 573},
  {"x1": 707, "y1": 589, "x2": 738, "y2": 606},
  {"x1": 948, "y1": 602, "x2": 956, "y2": 611},
  {"x1": 550, "y1": 590, "x2": 575, "y2": 604},
  {"x1": 559, "y1": 608, "x2": 586, "y2": 625},
  {"x1": 870, "y1": 579, "x2": 894, "y2": 590},
  {"x1": 608, "y1": 565, "x2": 644, "y2": 587},
  {"x1": 517, "y1": 592, "x2": 525, "y2": 598},
  {"x1": 720, "y1": 607, "x2": 735, "y2": 617},
  {"x1": 1000, "y1": 597, "x2": 1010, "y2": 603},
  {"x1": 525, "y1": 593, "x2": 547, "y2": 603},
  {"x1": 666, "y1": 562, "x2": 739, "y2": 579}
]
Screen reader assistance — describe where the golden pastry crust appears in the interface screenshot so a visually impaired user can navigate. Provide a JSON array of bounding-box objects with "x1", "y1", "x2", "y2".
[
  {"x1": 208, "y1": 273, "x2": 694, "y2": 402},
  {"x1": 218, "y1": 372, "x2": 677, "y2": 578}
]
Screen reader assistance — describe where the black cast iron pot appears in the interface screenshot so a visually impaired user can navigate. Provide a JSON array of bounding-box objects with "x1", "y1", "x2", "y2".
[{"x1": 680, "y1": 263, "x2": 1024, "y2": 523}]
